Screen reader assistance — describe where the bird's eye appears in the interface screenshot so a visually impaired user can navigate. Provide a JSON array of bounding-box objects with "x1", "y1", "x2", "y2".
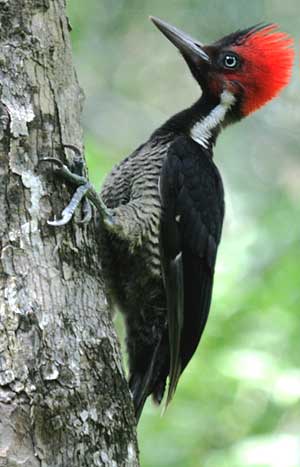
[{"x1": 223, "y1": 54, "x2": 239, "y2": 69}]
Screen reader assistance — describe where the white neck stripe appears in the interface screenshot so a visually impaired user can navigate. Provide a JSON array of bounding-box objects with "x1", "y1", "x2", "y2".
[{"x1": 190, "y1": 90, "x2": 236, "y2": 149}]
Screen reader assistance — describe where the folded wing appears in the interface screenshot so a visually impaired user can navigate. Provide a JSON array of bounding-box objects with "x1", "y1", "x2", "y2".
[{"x1": 159, "y1": 135, "x2": 225, "y2": 405}]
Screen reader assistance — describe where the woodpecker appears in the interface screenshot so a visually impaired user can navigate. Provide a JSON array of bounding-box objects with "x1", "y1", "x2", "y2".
[{"x1": 45, "y1": 18, "x2": 294, "y2": 421}]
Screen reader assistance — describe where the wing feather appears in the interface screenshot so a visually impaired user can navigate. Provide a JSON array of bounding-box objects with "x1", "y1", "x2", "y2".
[
  {"x1": 159, "y1": 135, "x2": 224, "y2": 405},
  {"x1": 164, "y1": 251, "x2": 184, "y2": 405}
]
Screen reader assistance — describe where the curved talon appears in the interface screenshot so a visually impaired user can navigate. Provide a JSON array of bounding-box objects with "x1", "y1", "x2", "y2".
[
  {"x1": 62, "y1": 144, "x2": 82, "y2": 158},
  {"x1": 39, "y1": 157, "x2": 64, "y2": 168},
  {"x1": 41, "y1": 153, "x2": 109, "y2": 227},
  {"x1": 48, "y1": 184, "x2": 91, "y2": 227},
  {"x1": 47, "y1": 201, "x2": 76, "y2": 226},
  {"x1": 47, "y1": 216, "x2": 73, "y2": 227},
  {"x1": 62, "y1": 144, "x2": 84, "y2": 175}
]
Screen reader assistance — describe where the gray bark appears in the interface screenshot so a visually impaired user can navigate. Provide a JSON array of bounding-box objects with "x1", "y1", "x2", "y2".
[{"x1": 0, "y1": 1, "x2": 139, "y2": 466}]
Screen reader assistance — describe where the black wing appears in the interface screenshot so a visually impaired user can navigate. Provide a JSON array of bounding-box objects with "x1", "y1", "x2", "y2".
[{"x1": 159, "y1": 135, "x2": 224, "y2": 405}]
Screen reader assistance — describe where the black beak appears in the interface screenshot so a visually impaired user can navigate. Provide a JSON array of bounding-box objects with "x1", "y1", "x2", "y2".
[{"x1": 150, "y1": 16, "x2": 210, "y2": 64}]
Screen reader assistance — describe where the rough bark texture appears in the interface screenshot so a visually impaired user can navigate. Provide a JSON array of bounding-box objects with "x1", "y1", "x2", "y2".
[{"x1": 0, "y1": 1, "x2": 139, "y2": 466}]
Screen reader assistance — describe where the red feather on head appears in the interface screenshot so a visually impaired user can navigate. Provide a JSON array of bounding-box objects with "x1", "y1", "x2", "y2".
[{"x1": 227, "y1": 24, "x2": 294, "y2": 115}]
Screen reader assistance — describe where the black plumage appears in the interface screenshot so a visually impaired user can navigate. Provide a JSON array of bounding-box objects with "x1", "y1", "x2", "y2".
[
  {"x1": 98, "y1": 99, "x2": 225, "y2": 418},
  {"x1": 50, "y1": 31, "x2": 234, "y2": 420},
  {"x1": 46, "y1": 16, "x2": 293, "y2": 421},
  {"x1": 159, "y1": 135, "x2": 224, "y2": 403}
]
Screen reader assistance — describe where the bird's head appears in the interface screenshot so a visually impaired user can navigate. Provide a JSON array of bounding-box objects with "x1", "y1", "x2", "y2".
[{"x1": 150, "y1": 17, "x2": 294, "y2": 119}]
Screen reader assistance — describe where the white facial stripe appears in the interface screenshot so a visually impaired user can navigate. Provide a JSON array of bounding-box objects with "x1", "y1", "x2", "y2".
[{"x1": 190, "y1": 90, "x2": 236, "y2": 149}]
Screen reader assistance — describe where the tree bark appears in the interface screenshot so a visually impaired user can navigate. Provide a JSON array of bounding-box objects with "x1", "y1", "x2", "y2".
[{"x1": 0, "y1": 1, "x2": 139, "y2": 466}]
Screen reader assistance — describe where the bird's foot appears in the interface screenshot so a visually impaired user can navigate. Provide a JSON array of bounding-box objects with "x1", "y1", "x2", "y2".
[{"x1": 40, "y1": 155, "x2": 114, "y2": 227}]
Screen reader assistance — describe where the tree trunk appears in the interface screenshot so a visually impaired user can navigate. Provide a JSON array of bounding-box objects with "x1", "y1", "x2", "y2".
[{"x1": 0, "y1": 1, "x2": 139, "y2": 466}]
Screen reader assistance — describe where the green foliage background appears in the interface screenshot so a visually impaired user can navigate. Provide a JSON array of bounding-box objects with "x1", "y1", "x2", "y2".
[{"x1": 68, "y1": 1, "x2": 300, "y2": 466}]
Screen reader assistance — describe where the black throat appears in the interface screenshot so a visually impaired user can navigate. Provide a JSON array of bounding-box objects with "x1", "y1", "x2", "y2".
[{"x1": 152, "y1": 92, "x2": 226, "y2": 150}]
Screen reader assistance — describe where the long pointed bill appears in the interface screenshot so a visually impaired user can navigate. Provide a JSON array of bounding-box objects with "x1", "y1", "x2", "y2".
[{"x1": 150, "y1": 16, "x2": 210, "y2": 64}]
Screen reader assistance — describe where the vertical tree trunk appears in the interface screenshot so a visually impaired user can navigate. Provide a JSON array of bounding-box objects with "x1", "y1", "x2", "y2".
[{"x1": 0, "y1": 1, "x2": 139, "y2": 465}]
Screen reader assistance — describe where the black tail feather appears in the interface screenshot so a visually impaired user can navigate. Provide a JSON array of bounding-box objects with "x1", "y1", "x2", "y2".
[{"x1": 129, "y1": 335, "x2": 167, "y2": 422}]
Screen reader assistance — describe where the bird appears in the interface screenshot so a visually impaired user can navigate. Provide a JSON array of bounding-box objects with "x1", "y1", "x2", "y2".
[{"x1": 44, "y1": 17, "x2": 294, "y2": 421}]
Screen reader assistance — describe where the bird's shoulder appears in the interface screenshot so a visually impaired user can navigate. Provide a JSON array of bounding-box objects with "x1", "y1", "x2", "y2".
[{"x1": 160, "y1": 134, "x2": 225, "y2": 252}]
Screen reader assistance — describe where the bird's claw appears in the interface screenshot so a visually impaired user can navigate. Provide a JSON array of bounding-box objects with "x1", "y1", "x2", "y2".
[
  {"x1": 40, "y1": 157, "x2": 88, "y2": 186},
  {"x1": 41, "y1": 154, "x2": 112, "y2": 227},
  {"x1": 40, "y1": 156, "x2": 94, "y2": 226},
  {"x1": 46, "y1": 181, "x2": 92, "y2": 227},
  {"x1": 40, "y1": 157, "x2": 64, "y2": 169}
]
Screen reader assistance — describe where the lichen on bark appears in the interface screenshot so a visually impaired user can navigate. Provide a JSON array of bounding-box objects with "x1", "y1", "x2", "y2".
[{"x1": 0, "y1": 1, "x2": 139, "y2": 466}]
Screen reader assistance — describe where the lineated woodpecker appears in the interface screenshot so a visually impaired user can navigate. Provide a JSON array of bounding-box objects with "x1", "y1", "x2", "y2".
[{"x1": 44, "y1": 18, "x2": 294, "y2": 421}]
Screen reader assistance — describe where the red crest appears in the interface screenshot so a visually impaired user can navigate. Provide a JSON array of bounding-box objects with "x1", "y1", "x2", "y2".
[{"x1": 227, "y1": 24, "x2": 294, "y2": 115}]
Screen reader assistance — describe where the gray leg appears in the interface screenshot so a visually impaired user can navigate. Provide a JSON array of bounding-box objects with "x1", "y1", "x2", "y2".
[
  {"x1": 41, "y1": 157, "x2": 114, "y2": 227},
  {"x1": 48, "y1": 183, "x2": 91, "y2": 226}
]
